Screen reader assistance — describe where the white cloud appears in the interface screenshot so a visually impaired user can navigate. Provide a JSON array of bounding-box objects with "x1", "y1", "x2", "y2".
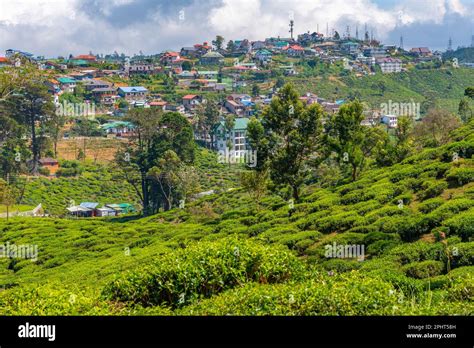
[{"x1": 0, "y1": 0, "x2": 472, "y2": 56}]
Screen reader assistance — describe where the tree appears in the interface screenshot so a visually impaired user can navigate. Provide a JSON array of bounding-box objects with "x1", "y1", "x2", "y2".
[
  {"x1": 212, "y1": 35, "x2": 225, "y2": 50},
  {"x1": 226, "y1": 40, "x2": 235, "y2": 52},
  {"x1": 275, "y1": 76, "x2": 285, "y2": 89},
  {"x1": 148, "y1": 150, "x2": 200, "y2": 211},
  {"x1": 49, "y1": 111, "x2": 66, "y2": 158},
  {"x1": 147, "y1": 150, "x2": 181, "y2": 211},
  {"x1": 413, "y1": 109, "x2": 461, "y2": 148},
  {"x1": 325, "y1": 100, "x2": 381, "y2": 181},
  {"x1": 7, "y1": 82, "x2": 55, "y2": 174},
  {"x1": 224, "y1": 114, "x2": 235, "y2": 146},
  {"x1": 252, "y1": 83, "x2": 260, "y2": 97},
  {"x1": 196, "y1": 100, "x2": 220, "y2": 148},
  {"x1": 465, "y1": 87, "x2": 474, "y2": 99},
  {"x1": 181, "y1": 60, "x2": 193, "y2": 71},
  {"x1": 116, "y1": 109, "x2": 195, "y2": 215},
  {"x1": 239, "y1": 169, "x2": 268, "y2": 210},
  {"x1": 0, "y1": 179, "x2": 17, "y2": 221},
  {"x1": 334, "y1": 31, "x2": 340, "y2": 40},
  {"x1": 260, "y1": 84, "x2": 324, "y2": 201},
  {"x1": 394, "y1": 115, "x2": 414, "y2": 161},
  {"x1": 458, "y1": 97, "x2": 472, "y2": 123}
]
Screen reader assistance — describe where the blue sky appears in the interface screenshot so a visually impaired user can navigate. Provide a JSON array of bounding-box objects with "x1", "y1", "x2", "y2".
[{"x1": 0, "y1": 0, "x2": 473, "y2": 57}]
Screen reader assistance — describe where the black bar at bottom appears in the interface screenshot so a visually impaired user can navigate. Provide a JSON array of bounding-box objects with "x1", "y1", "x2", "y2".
[{"x1": 0, "y1": 316, "x2": 471, "y2": 346}]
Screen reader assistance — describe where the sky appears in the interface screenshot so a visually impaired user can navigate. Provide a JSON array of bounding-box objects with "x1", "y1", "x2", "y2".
[{"x1": 0, "y1": 0, "x2": 473, "y2": 57}]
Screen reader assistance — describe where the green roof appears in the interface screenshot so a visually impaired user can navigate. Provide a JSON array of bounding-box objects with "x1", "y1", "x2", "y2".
[
  {"x1": 58, "y1": 77, "x2": 76, "y2": 84},
  {"x1": 100, "y1": 121, "x2": 133, "y2": 130},
  {"x1": 202, "y1": 51, "x2": 224, "y2": 58},
  {"x1": 217, "y1": 117, "x2": 249, "y2": 131}
]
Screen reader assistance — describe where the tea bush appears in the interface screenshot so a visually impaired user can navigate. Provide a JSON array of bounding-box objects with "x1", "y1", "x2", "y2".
[
  {"x1": 402, "y1": 260, "x2": 445, "y2": 279},
  {"x1": 102, "y1": 238, "x2": 305, "y2": 307}
]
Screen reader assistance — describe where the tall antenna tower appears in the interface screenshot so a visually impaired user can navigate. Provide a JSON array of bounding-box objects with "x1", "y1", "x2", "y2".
[
  {"x1": 448, "y1": 37, "x2": 453, "y2": 51},
  {"x1": 471, "y1": 35, "x2": 474, "y2": 48},
  {"x1": 345, "y1": 25, "x2": 350, "y2": 39},
  {"x1": 356, "y1": 25, "x2": 359, "y2": 40},
  {"x1": 289, "y1": 20, "x2": 294, "y2": 40},
  {"x1": 400, "y1": 35, "x2": 404, "y2": 50},
  {"x1": 326, "y1": 23, "x2": 329, "y2": 37}
]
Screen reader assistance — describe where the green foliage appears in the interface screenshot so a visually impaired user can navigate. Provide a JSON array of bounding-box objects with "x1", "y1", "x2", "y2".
[
  {"x1": 402, "y1": 260, "x2": 445, "y2": 279},
  {"x1": 102, "y1": 238, "x2": 305, "y2": 307}
]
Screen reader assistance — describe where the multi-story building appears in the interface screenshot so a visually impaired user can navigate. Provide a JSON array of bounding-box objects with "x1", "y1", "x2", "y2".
[
  {"x1": 376, "y1": 57, "x2": 402, "y2": 73},
  {"x1": 214, "y1": 117, "x2": 250, "y2": 160}
]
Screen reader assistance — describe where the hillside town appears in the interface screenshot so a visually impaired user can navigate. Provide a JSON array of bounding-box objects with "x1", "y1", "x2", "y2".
[
  {"x1": 1, "y1": 25, "x2": 465, "y2": 149},
  {"x1": 1, "y1": 22, "x2": 473, "y2": 218}
]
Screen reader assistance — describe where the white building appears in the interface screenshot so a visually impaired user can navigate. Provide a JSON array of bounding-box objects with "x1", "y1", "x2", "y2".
[
  {"x1": 214, "y1": 117, "x2": 250, "y2": 160},
  {"x1": 381, "y1": 114, "x2": 398, "y2": 128},
  {"x1": 376, "y1": 58, "x2": 403, "y2": 73}
]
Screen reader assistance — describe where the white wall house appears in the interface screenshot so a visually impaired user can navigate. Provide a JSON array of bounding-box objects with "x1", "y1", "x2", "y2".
[
  {"x1": 214, "y1": 117, "x2": 250, "y2": 160},
  {"x1": 376, "y1": 58, "x2": 403, "y2": 73},
  {"x1": 381, "y1": 114, "x2": 398, "y2": 128}
]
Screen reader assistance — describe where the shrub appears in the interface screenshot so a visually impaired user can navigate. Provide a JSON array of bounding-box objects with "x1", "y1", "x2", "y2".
[
  {"x1": 320, "y1": 259, "x2": 362, "y2": 273},
  {"x1": 367, "y1": 240, "x2": 401, "y2": 256},
  {"x1": 102, "y1": 238, "x2": 305, "y2": 307},
  {"x1": 418, "y1": 198, "x2": 445, "y2": 214},
  {"x1": 443, "y1": 209, "x2": 474, "y2": 240},
  {"x1": 389, "y1": 241, "x2": 445, "y2": 264},
  {"x1": 449, "y1": 242, "x2": 474, "y2": 268},
  {"x1": 38, "y1": 167, "x2": 50, "y2": 176},
  {"x1": 402, "y1": 260, "x2": 445, "y2": 279},
  {"x1": 446, "y1": 276, "x2": 474, "y2": 301},
  {"x1": 178, "y1": 273, "x2": 400, "y2": 316},
  {"x1": 56, "y1": 167, "x2": 82, "y2": 177},
  {"x1": 446, "y1": 167, "x2": 474, "y2": 186},
  {"x1": 418, "y1": 180, "x2": 448, "y2": 200}
]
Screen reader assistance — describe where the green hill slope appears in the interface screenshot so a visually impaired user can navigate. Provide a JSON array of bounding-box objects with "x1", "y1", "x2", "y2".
[{"x1": 0, "y1": 122, "x2": 473, "y2": 315}]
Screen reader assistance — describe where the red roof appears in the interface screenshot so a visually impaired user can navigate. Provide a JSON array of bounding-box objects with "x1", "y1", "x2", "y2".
[
  {"x1": 0, "y1": 57, "x2": 8, "y2": 63},
  {"x1": 149, "y1": 101, "x2": 167, "y2": 106},
  {"x1": 287, "y1": 44, "x2": 304, "y2": 51},
  {"x1": 163, "y1": 51, "x2": 180, "y2": 57},
  {"x1": 183, "y1": 94, "x2": 198, "y2": 100},
  {"x1": 74, "y1": 55, "x2": 97, "y2": 61}
]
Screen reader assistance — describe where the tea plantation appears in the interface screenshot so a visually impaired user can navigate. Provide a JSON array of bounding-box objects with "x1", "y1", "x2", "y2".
[{"x1": 0, "y1": 122, "x2": 473, "y2": 315}]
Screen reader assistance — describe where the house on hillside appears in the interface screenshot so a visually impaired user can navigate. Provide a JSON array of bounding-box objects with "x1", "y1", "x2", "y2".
[
  {"x1": 57, "y1": 77, "x2": 77, "y2": 93},
  {"x1": 410, "y1": 47, "x2": 432, "y2": 57},
  {"x1": 182, "y1": 95, "x2": 203, "y2": 110},
  {"x1": 363, "y1": 47, "x2": 387, "y2": 58},
  {"x1": 160, "y1": 51, "x2": 181, "y2": 65},
  {"x1": 0, "y1": 57, "x2": 9, "y2": 67},
  {"x1": 73, "y1": 54, "x2": 97, "y2": 62},
  {"x1": 149, "y1": 101, "x2": 168, "y2": 111},
  {"x1": 100, "y1": 121, "x2": 134, "y2": 137},
  {"x1": 200, "y1": 51, "x2": 224, "y2": 65},
  {"x1": 67, "y1": 202, "x2": 99, "y2": 218},
  {"x1": 255, "y1": 49, "x2": 273, "y2": 64},
  {"x1": 39, "y1": 158, "x2": 59, "y2": 176},
  {"x1": 376, "y1": 57, "x2": 402, "y2": 73},
  {"x1": 128, "y1": 63, "x2": 155, "y2": 75},
  {"x1": 284, "y1": 44, "x2": 305, "y2": 57},
  {"x1": 82, "y1": 79, "x2": 111, "y2": 91},
  {"x1": 118, "y1": 86, "x2": 148, "y2": 102},
  {"x1": 381, "y1": 114, "x2": 398, "y2": 128}
]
